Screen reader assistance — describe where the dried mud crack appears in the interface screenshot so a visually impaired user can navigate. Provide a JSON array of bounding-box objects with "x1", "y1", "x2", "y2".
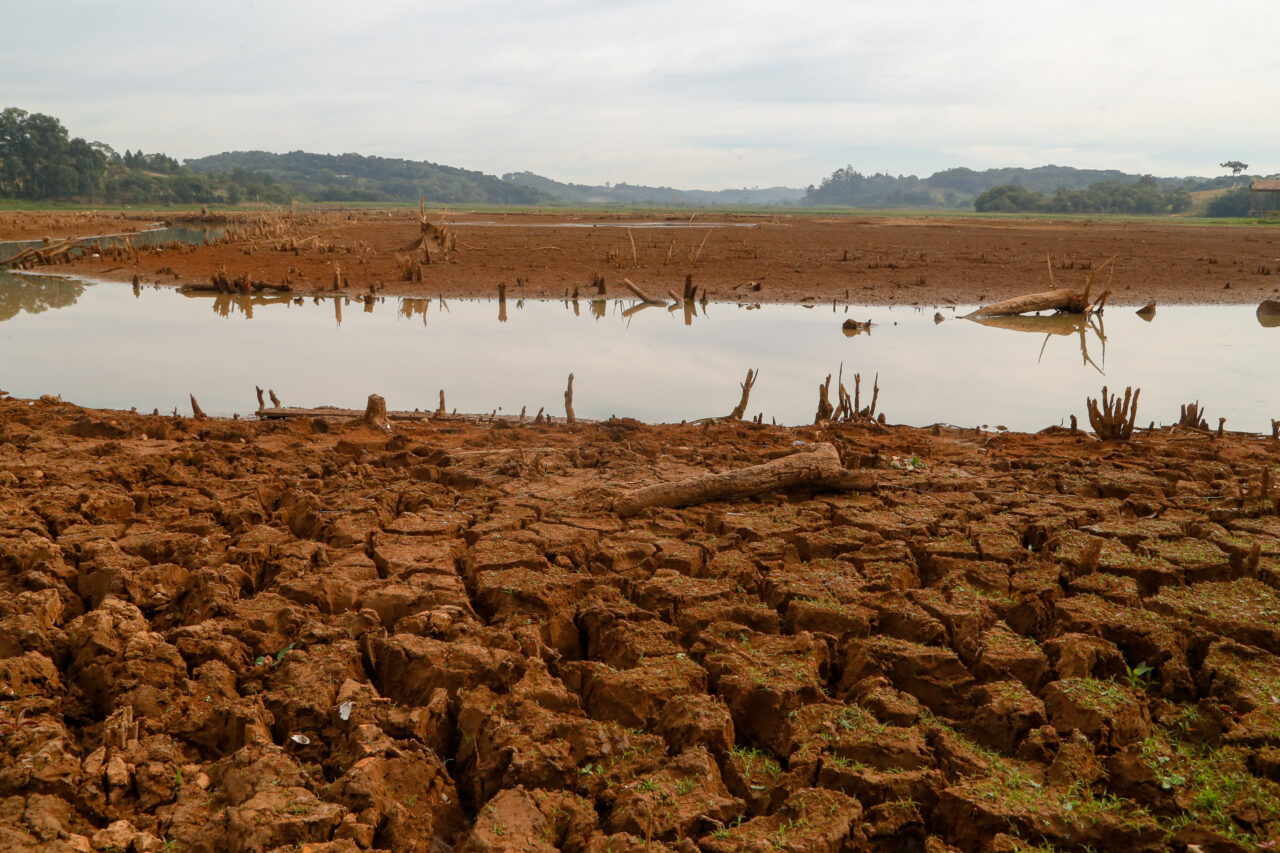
[{"x1": 1, "y1": 394, "x2": 1279, "y2": 851}]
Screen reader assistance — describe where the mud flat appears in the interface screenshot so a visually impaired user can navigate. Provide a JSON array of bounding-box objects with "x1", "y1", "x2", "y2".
[
  {"x1": 6, "y1": 208, "x2": 1280, "y2": 306},
  {"x1": 1, "y1": 387, "x2": 1279, "y2": 851}
]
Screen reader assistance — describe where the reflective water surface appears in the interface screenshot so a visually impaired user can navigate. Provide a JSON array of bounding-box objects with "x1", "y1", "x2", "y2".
[
  {"x1": 1, "y1": 270, "x2": 1275, "y2": 431},
  {"x1": 0, "y1": 226, "x2": 225, "y2": 264}
]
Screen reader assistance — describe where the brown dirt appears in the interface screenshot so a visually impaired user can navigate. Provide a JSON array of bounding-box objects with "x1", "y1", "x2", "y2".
[
  {"x1": 2, "y1": 388, "x2": 1280, "y2": 851},
  {"x1": 5, "y1": 208, "x2": 1280, "y2": 306}
]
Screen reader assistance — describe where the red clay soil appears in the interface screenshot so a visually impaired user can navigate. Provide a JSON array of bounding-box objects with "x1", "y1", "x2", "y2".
[
  {"x1": 5, "y1": 208, "x2": 1280, "y2": 307},
  {"x1": 2, "y1": 388, "x2": 1279, "y2": 851}
]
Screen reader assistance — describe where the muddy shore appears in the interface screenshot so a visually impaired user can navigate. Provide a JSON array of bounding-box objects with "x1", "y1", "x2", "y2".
[
  {"x1": 1, "y1": 388, "x2": 1278, "y2": 851},
  {"x1": 4, "y1": 208, "x2": 1280, "y2": 307}
]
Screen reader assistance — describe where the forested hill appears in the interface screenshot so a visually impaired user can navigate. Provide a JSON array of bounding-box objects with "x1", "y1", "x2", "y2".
[
  {"x1": 501, "y1": 172, "x2": 805, "y2": 206},
  {"x1": 185, "y1": 151, "x2": 549, "y2": 204}
]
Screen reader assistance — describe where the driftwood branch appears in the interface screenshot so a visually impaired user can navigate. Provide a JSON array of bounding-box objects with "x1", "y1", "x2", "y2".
[
  {"x1": 614, "y1": 443, "x2": 875, "y2": 517},
  {"x1": 621, "y1": 277, "x2": 664, "y2": 304},
  {"x1": 728, "y1": 368, "x2": 758, "y2": 420},
  {"x1": 190, "y1": 394, "x2": 207, "y2": 420}
]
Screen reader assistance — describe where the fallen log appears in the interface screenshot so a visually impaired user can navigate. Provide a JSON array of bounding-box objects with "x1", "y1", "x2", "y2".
[
  {"x1": 966, "y1": 256, "x2": 1113, "y2": 318},
  {"x1": 965, "y1": 287, "x2": 1091, "y2": 319},
  {"x1": 614, "y1": 443, "x2": 874, "y2": 516}
]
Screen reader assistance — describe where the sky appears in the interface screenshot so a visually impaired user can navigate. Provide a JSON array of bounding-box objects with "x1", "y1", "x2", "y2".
[{"x1": 5, "y1": 0, "x2": 1277, "y2": 190}]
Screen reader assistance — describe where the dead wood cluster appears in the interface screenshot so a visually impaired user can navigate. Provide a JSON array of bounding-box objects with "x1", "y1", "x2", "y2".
[
  {"x1": 1178, "y1": 401, "x2": 1208, "y2": 430},
  {"x1": 1, "y1": 236, "x2": 82, "y2": 269},
  {"x1": 816, "y1": 367, "x2": 881, "y2": 427},
  {"x1": 1087, "y1": 385, "x2": 1139, "y2": 440},
  {"x1": 184, "y1": 267, "x2": 291, "y2": 295}
]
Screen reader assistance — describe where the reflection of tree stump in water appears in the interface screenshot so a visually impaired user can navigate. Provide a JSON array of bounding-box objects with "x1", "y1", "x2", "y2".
[{"x1": 0, "y1": 272, "x2": 86, "y2": 324}]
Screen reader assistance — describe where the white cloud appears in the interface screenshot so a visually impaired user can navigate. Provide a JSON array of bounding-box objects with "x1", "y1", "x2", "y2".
[{"x1": 4, "y1": 0, "x2": 1278, "y2": 187}]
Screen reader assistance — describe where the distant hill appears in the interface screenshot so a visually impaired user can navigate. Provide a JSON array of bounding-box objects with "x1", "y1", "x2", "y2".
[
  {"x1": 501, "y1": 172, "x2": 805, "y2": 206},
  {"x1": 184, "y1": 150, "x2": 550, "y2": 205},
  {"x1": 804, "y1": 164, "x2": 1242, "y2": 208}
]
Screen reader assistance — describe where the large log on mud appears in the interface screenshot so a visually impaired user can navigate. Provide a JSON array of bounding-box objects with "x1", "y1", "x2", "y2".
[
  {"x1": 965, "y1": 288, "x2": 1092, "y2": 319},
  {"x1": 614, "y1": 443, "x2": 874, "y2": 516},
  {"x1": 966, "y1": 256, "x2": 1116, "y2": 319}
]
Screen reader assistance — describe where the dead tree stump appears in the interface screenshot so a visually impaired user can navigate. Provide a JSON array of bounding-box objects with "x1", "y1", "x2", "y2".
[
  {"x1": 815, "y1": 375, "x2": 834, "y2": 424},
  {"x1": 1178, "y1": 401, "x2": 1207, "y2": 429},
  {"x1": 362, "y1": 394, "x2": 390, "y2": 430},
  {"x1": 564, "y1": 373, "x2": 576, "y2": 425},
  {"x1": 190, "y1": 394, "x2": 207, "y2": 420}
]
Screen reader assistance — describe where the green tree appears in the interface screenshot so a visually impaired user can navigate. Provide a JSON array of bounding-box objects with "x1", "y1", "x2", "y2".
[
  {"x1": 1205, "y1": 186, "x2": 1252, "y2": 217},
  {"x1": 973, "y1": 184, "x2": 1044, "y2": 212},
  {"x1": 1220, "y1": 160, "x2": 1248, "y2": 176}
]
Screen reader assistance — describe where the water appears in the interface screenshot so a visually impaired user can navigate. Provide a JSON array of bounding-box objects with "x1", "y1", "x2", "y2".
[
  {"x1": 442, "y1": 221, "x2": 758, "y2": 229},
  {"x1": 0, "y1": 225, "x2": 226, "y2": 264},
  {"x1": 1, "y1": 270, "x2": 1276, "y2": 432}
]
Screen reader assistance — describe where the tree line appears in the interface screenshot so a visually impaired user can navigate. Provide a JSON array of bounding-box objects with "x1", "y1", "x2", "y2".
[
  {"x1": 804, "y1": 163, "x2": 1246, "y2": 211},
  {"x1": 973, "y1": 176, "x2": 1193, "y2": 215},
  {"x1": 0, "y1": 107, "x2": 291, "y2": 205},
  {"x1": 0, "y1": 108, "x2": 547, "y2": 206}
]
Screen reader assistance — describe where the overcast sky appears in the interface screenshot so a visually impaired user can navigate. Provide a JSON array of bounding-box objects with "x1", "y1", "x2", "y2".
[{"x1": 6, "y1": 0, "x2": 1276, "y2": 189}]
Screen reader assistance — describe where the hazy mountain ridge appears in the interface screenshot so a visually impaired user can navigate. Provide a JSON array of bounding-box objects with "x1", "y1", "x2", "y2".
[{"x1": 184, "y1": 150, "x2": 549, "y2": 205}]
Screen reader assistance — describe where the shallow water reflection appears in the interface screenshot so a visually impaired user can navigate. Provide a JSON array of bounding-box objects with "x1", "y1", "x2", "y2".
[
  {"x1": 0, "y1": 225, "x2": 225, "y2": 265},
  {"x1": 0, "y1": 275, "x2": 1276, "y2": 432},
  {"x1": 0, "y1": 271, "x2": 86, "y2": 323}
]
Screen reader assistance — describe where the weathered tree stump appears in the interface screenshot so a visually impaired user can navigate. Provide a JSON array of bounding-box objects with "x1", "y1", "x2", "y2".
[{"x1": 362, "y1": 394, "x2": 390, "y2": 429}]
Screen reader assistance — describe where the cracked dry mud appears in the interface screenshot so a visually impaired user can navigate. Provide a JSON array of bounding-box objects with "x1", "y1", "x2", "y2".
[{"x1": 1, "y1": 393, "x2": 1279, "y2": 852}]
